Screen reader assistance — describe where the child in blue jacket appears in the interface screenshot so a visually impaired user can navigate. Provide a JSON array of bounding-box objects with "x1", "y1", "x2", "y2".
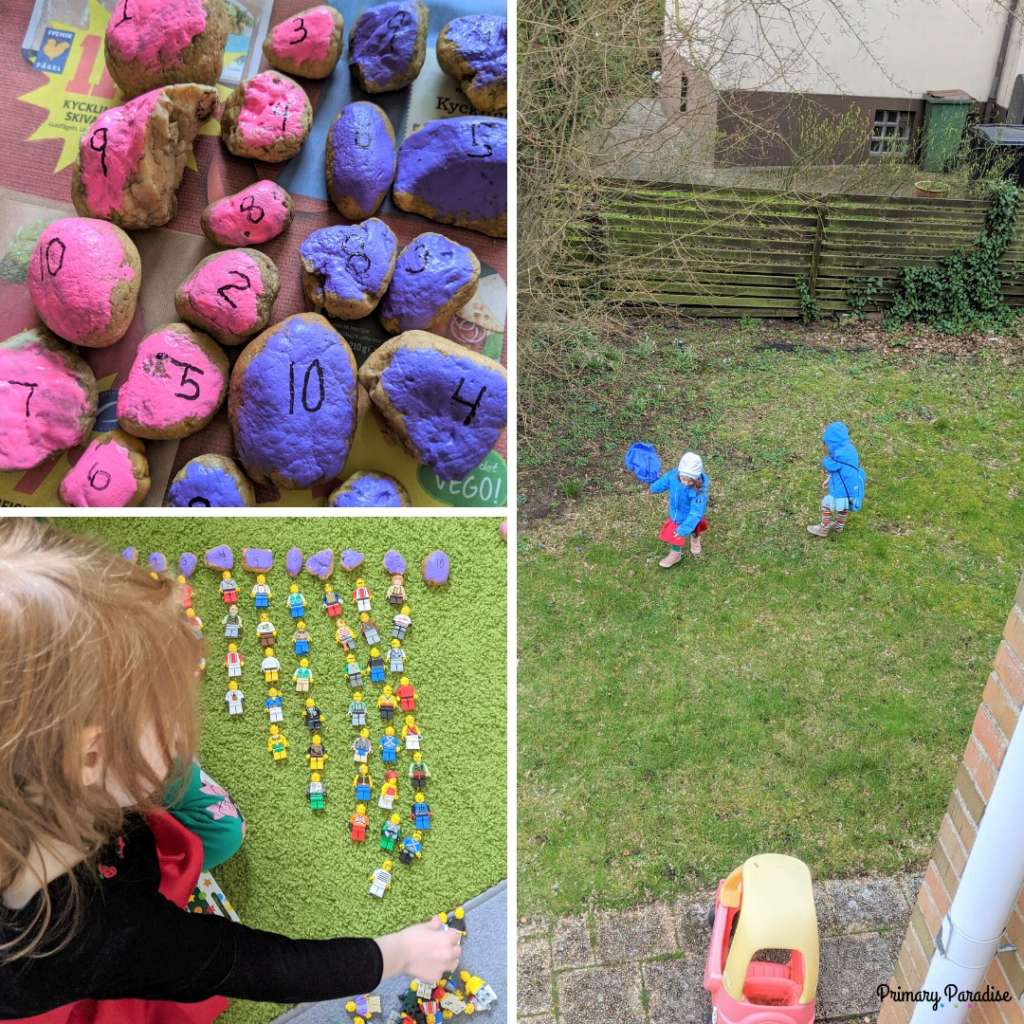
[
  {"x1": 808, "y1": 421, "x2": 864, "y2": 538},
  {"x1": 650, "y1": 451, "x2": 709, "y2": 568}
]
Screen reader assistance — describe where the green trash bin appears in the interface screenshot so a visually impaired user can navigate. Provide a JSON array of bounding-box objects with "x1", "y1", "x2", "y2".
[{"x1": 919, "y1": 90, "x2": 976, "y2": 172}]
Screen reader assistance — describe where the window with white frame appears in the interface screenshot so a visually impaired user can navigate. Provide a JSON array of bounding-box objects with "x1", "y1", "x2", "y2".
[{"x1": 870, "y1": 109, "x2": 912, "y2": 156}]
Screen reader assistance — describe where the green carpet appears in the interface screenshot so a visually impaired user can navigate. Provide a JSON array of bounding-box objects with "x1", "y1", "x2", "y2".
[{"x1": 63, "y1": 517, "x2": 507, "y2": 1024}]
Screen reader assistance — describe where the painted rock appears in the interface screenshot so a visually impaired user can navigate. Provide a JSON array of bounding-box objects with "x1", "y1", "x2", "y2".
[
  {"x1": 329, "y1": 471, "x2": 409, "y2": 507},
  {"x1": 242, "y1": 548, "x2": 274, "y2": 573},
  {"x1": 175, "y1": 248, "x2": 280, "y2": 347},
  {"x1": 179, "y1": 552, "x2": 198, "y2": 578},
  {"x1": 325, "y1": 102, "x2": 397, "y2": 221},
  {"x1": 358, "y1": 331, "x2": 507, "y2": 481},
  {"x1": 499, "y1": 519, "x2": 507, "y2": 541},
  {"x1": 58, "y1": 429, "x2": 150, "y2": 507},
  {"x1": 165, "y1": 454, "x2": 255, "y2": 507},
  {"x1": 299, "y1": 219, "x2": 397, "y2": 320},
  {"x1": 436, "y1": 15, "x2": 507, "y2": 115},
  {"x1": 201, "y1": 180, "x2": 294, "y2": 247},
  {"x1": 220, "y1": 71, "x2": 312, "y2": 162},
  {"x1": 148, "y1": 552, "x2": 167, "y2": 574},
  {"x1": 72, "y1": 84, "x2": 218, "y2": 229},
  {"x1": 393, "y1": 117, "x2": 507, "y2": 237},
  {"x1": 421, "y1": 549, "x2": 450, "y2": 587},
  {"x1": 264, "y1": 5, "x2": 344, "y2": 79},
  {"x1": 348, "y1": 1, "x2": 428, "y2": 93},
  {"x1": 383, "y1": 549, "x2": 406, "y2": 575},
  {"x1": 122, "y1": 547, "x2": 138, "y2": 563},
  {"x1": 229, "y1": 314, "x2": 359, "y2": 490},
  {"x1": 116, "y1": 323, "x2": 229, "y2": 440},
  {"x1": 286, "y1": 546, "x2": 304, "y2": 577},
  {"x1": 341, "y1": 548, "x2": 365, "y2": 571},
  {"x1": 306, "y1": 548, "x2": 334, "y2": 579},
  {"x1": 0, "y1": 329, "x2": 97, "y2": 471},
  {"x1": 204, "y1": 545, "x2": 234, "y2": 570},
  {"x1": 28, "y1": 218, "x2": 141, "y2": 348},
  {"x1": 379, "y1": 232, "x2": 480, "y2": 335}
]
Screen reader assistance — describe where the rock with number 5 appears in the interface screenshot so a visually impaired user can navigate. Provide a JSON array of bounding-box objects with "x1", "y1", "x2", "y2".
[{"x1": 229, "y1": 313, "x2": 359, "y2": 490}]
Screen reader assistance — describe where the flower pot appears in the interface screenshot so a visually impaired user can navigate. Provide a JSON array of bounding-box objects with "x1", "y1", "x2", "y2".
[{"x1": 913, "y1": 179, "x2": 951, "y2": 198}]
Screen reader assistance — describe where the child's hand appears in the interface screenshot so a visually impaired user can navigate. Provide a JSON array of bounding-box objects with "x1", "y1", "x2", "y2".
[
  {"x1": 377, "y1": 915, "x2": 462, "y2": 982},
  {"x1": 821, "y1": 475, "x2": 829, "y2": 492}
]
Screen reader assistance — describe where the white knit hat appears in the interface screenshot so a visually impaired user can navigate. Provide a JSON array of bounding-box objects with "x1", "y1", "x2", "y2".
[{"x1": 678, "y1": 452, "x2": 703, "y2": 478}]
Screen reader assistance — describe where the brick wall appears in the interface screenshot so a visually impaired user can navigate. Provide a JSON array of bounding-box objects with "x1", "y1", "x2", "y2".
[{"x1": 879, "y1": 576, "x2": 1024, "y2": 1024}]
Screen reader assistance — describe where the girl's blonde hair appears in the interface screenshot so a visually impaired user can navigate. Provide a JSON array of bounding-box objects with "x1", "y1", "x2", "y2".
[{"x1": 0, "y1": 520, "x2": 204, "y2": 961}]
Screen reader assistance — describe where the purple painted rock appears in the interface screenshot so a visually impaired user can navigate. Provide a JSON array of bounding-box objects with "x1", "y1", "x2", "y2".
[
  {"x1": 436, "y1": 15, "x2": 507, "y2": 115},
  {"x1": 165, "y1": 455, "x2": 255, "y2": 508},
  {"x1": 306, "y1": 548, "x2": 334, "y2": 579},
  {"x1": 326, "y1": 102, "x2": 397, "y2": 221},
  {"x1": 178, "y1": 552, "x2": 198, "y2": 578},
  {"x1": 422, "y1": 549, "x2": 450, "y2": 587},
  {"x1": 379, "y1": 233, "x2": 480, "y2": 335},
  {"x1": 122, "y1": 546, "x2": 138, "y2": 563},
  {"x1": 286, "y1": 546, "x2": 304, "y2": 577},
  {"x1": 299, "y1": 219, "x2": 397, "y2": 320},
  {"x1": 341, "y1": 548, "x2": 364, "y2": 571},
  {"x1": 358, "y1": 331, "x2": 508, "y2": 481},
  {"x1": 204, "y1": 545, "x2": 234, "y2": 571},
  {"x1": 329, "y1": 471, "x2": 409, "y2": 508},
  {"x1": 148, "y1": 552, "x2": 168, "y2": 574},
  {"x1": 229, "y1": 313, "x2": 359, "y2": 490},
  {"x1": 393, "y1": 117, "x2": 507, "y2": 237},
  {"x1": 242, "y1": 548, "x2": 274, "y2": 573},
  {"x1": 383, "y1": 549, "x2": 406, "y2": 575},
  {"x1": 348, "y1": 0, "x2": 428, "y2": 94}
]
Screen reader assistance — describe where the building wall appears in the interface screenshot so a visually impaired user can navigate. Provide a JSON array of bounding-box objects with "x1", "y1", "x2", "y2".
[{"x1": 878, "y1": 576, "x2": 1024, "y2": 1024}]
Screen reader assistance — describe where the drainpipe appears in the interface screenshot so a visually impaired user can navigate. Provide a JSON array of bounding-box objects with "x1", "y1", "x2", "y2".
[
  {"x1": 987, "y1": 0, "x2": 1019, "y2": 120},
  {"x1": 910, "y1": 711, "x2": 1024, "y2": 1022}
]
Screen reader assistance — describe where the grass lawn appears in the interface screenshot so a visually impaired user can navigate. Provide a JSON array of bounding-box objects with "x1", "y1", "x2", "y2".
[
  {"x1": 517, "y1": 319, "x2": 1024, "y2": 918},
  {"x1": 63, "y1": 518, "x2": 507, "y2": 1024}
]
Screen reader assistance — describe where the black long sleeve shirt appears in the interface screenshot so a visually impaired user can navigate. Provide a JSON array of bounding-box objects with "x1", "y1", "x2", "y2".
[{"x1": 0, "y1": 815, "x2": 382, "y2": 1018}]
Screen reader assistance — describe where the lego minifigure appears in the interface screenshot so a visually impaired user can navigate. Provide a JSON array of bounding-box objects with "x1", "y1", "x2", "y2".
[
  {"x1": 261, "y1": 648, "x2": 281, "y2": 683},
  {"x1": 306, "y1": 733, "x2": 327, "y2": 771},
  {"x1": 353, "y1": 578, "x2": 372, "y2": 613},
  {"x1": 380, "y1": 813, "x2": 401, "y2": 852},
  {"x1": 224, "y1": 643, "x2": 244, "y2": 679},
  {"x1": 307, "y1": 772, "x2": 326, "y2": 812},
  {"x1": 400, "y1": 715, "x2": 422, "y2": 751},
  {"x1": 292, "y1": 658, "x2": 313, "y2": 693},
  {"x1": 353, "y1": 728, "x2": 372, "y2": 764},
  {"x1": 251, "y1": 573, "x2": 272, "y2": 609},
  {"x1": 368, "y1": 647, "x2": 386, "y2": 684},
  {"x1": 322, "y1": 581, "x2": 342, "y2": 618},
  {"x1": 263, "y1": 687, "x2": 284, "y2": 724},
  {"x1": 369, "y1": 860, "x2": 392, "y2": 898},
  {"x1": 219, "y1": 570, "x2": 238, "y2": 603},
  {"x1": 292, "y1": 620, "x2": 311, "y2": 657},
  {"x1": 388, "y1": 639, "x2": 406, "y2": 674},
  {"x1": 225, "y1": 682, "x2": 244, "y2": 716},
  {"x1": 267, "y1": 725, "x2": 288, "y2": 762},
  {"x1": 378, "y1": 768, "x2": 398, "y2": 810},
  {"x1": 409, "y1": 751, "x2": 431, "y2": 790},
  {"x1": 353, "y1": 764, "x2": 373, "y2": 802},
  {"x1": 396, "y1": 676, "x2": 417, "y2": 712},
  {"x1": 441, "y1": 906, "x2": 467, "y2": 935},
  {"x1": 392, "y1": 604, "x2": 412, "y2": 640},
  {"x1": 349, "y1": 803, "x2": 369, "y2": 842},
  {"x1": 411, "y1": 792, "x2": 431, "y2": 831},
  {"x1": 461, "y1": 972, "x2": 498, "y2": 1012},
  {"x1": 386, "y1": 574, "x2": 406, "y2": 607},
  {"x1": 255, "y1": 612, "x2": 278, "y2": 648},
  {"x1": 377, "y1": 685, "x2": 398, "y2": 723},
  {"x1": 222, "y1": 604, "x2": 243, "y2": 640},
  {"x1": 345, "y1": 997, "x2": 382, "y2": 1020},
  {"x1": 360, "y1": 612, "x2": 381, "y2": 645},
  {"x1": 398, "y1": 830, "x2": 423, "y2": 865},
  {"x1": 348, "y1": 691, "x2": 368, "y2": 727},
  {"x1": 345, "y1": 652, "x2": 363, "y2": 688},
  {"x1": 177, "y1": 575, "x2": 194, "y2": 611},
  {"x1": 303, "y1": 697, "x2": 324, "y2": 733},
  {"x1": 336, "y1": 619, "x2": 357, "y2": 652},
  {"x1": 287, "y1": 582, "x2": 306, "y2": 619},
  {"x1": 185, "y1": 607, "x2": 203, "y2": 637},
  {"x1": 380, "y1": 726, "x2": 400, "y2": 764}
]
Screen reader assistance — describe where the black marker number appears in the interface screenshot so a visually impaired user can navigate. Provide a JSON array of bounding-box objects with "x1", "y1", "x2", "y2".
[
  {"x1": 87, "y1": 462, "x2": 111, "y2": 491},
  {"x1": 466, "y1": 122, "x2": 498, "y2": 158},
  {"x1": 239, "y1": 194, "x2": 265, "y2": 224},
  {"x1": 89, "y1": 127, "x2": 109, "y2": 176},
  {"x1": 272, "y1": 101, "x2": 290, "y2": 133},
  {"x1": 407, "y1": 242, "x2": 432, "y2": 274},
  {"x1": 155, "y1": 353, "x2": 205, "y2": 402},
  {"x1": 354, "y1": 123, "x2": 372, "y2": 149},
  {"x1": 451, "y1": 377, "x2": 486, "y2": 425},
  {"x1": 42, "y1": 237, "x2": 66, "y2": 280},
  {"x1": 342, "y1": 232, "x2": 371, "y2": 276},
  {"x1": 289, "y1": 360, "x2": 325, "y2": 414},
  {"x1": 216, "y1": 270, "x2": 252, "y2": 309},
  {"x1": 290, "y1": 16, "x2": 307, "y2": 43},
  {"x1": 7, "y1": 380, "x2": 38, "y2": 417},
  {"x1": 385, "y1": 11, "x2": 410, "y2": 51},
  {"x1": 114, "y1": 0, "x2": 131, "y2": 25},
  {"x1": 188, "y1": 496, "x2": 212, "y2": 507}
]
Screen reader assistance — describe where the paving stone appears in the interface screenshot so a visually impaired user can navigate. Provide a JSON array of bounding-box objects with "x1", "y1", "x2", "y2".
[
  {"x1": 518, "y1": 918, "x2": 552, "y2": 941},
  {"x1": 672, "y1": 892, "x2": 717, "y2": 951},
  {"x1": 519, "y1": 1017, "x2": 556, "y2": 1024},
  {"x1": 518, "y1": 935, "x2": 554, "y2": 1017},
  {"x1": 899, "y1": 871, "x2": 925, "y2": 908},
  {"x1": 552, "y1": 914, "x2": 594, "y2": 967},
  {"x1": 643, "y1": 955, "x2": 710, "y2": 1024},
  {"x1": 557, "y1": 964, "x2": 645, "y2": 1024},
  {"x1": 816, "y1": 876, "x2": 913, "y2": 936},
  {"x1": 594, "y1": 902, "x2": 678, "y2": 962},
  {"x1": 818, "y1": 932, "x2": 899, "y2": 1019}
]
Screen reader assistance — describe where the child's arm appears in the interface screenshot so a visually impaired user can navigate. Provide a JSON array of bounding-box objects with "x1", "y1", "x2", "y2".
[
  {"x1": 674, "y1": 485, "x2": 708, "y2": 537},
  {"x1": 649, "y1": 470, "x2": 673, "y2": 494}
]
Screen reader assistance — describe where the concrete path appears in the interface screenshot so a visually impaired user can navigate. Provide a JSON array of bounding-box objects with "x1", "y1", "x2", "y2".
[{"x1": 518, "y1": 873, "x2": 920, "y2": 1024}]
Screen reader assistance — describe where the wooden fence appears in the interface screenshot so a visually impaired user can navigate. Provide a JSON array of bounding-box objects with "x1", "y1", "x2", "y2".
[{"x1": 571, "y1": 181, "x2": 1024, "y2": 318}]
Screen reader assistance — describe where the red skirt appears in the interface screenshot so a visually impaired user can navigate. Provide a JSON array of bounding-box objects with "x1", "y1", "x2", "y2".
[
  {"x1": 659, "y1": 517, "x2": 708, "y2": 545},
  {"x1": 13, "y1": 813, "x2": 229, "y2": 1024}
]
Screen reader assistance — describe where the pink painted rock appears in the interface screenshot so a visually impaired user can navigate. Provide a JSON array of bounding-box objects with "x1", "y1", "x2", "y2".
[
  {"x1": 201, "y1": 180, "x2": 295, "y2": 247},
  {"x1": 341, "y1": 548, "x2": 364, "y2": 572},
  {"x1": 58, "y1": 429, "x2": 150, "y2": 508},
  {"x1": 179, "y1": 552, "x2": 198, "y2": 578},
  {"x1": 500, "y1": 519, "x2": 508, "y2": 541},
  {"x1": 383, "y1": 549, "x2": 406, "y2": 575},
  {"x1": 421, "y1": 549, "x2": 450, "y2": 587},
  {"x1": 286, "y1": 546, "x2": 304, "y2": 577},
  {"x1": 204, "y1": 545, "x2": 233, "y2": 571},
  {"x1": 220, "y1": 71, "x2": 312, "y2": 162},
  {"x1": 263, "y1": 5, "x2": 344, "y2": 79},
  {"x1": 242, "y1": 548, "x2": 274, "y2": 573},
  {"x1": 306, "y1": 549, "x2": 334, "y2": 579}
]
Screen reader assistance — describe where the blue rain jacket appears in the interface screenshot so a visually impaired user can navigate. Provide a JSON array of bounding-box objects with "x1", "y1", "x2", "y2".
[
  {"x1": 650, "y1": 470, "x2": 710, "y2": 535},
  {"x1": 822, "y1": 421, "x2": 865, "y2": 509}
]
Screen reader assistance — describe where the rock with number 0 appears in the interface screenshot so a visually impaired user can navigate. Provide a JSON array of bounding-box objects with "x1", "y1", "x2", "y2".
[
  {"x1": 116, "y1": 323, "x2": 229, "y2": 440},
  {"x1": 358, "y1": 331, "x2": 507, "y2": 481},
  {"x1": 59, "y1": 429, "x2": 150, "y2": 508},
  {"x1": 229, "y1": 313, "x2": 359, "y2": 490}
]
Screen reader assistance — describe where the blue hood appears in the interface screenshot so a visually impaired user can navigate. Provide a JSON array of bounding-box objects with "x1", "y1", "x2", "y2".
[
  {"x1": 822, "y1": 421, "x2": 851, "y2": 455},
  {"x1": 821, "y1": 421, "x2": 862, "y2": 503}
]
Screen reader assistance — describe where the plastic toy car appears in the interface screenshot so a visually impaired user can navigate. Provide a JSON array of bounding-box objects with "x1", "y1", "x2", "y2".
[{"x1": 703, "y1": 854, "x2": 818, "y2": 1024}]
